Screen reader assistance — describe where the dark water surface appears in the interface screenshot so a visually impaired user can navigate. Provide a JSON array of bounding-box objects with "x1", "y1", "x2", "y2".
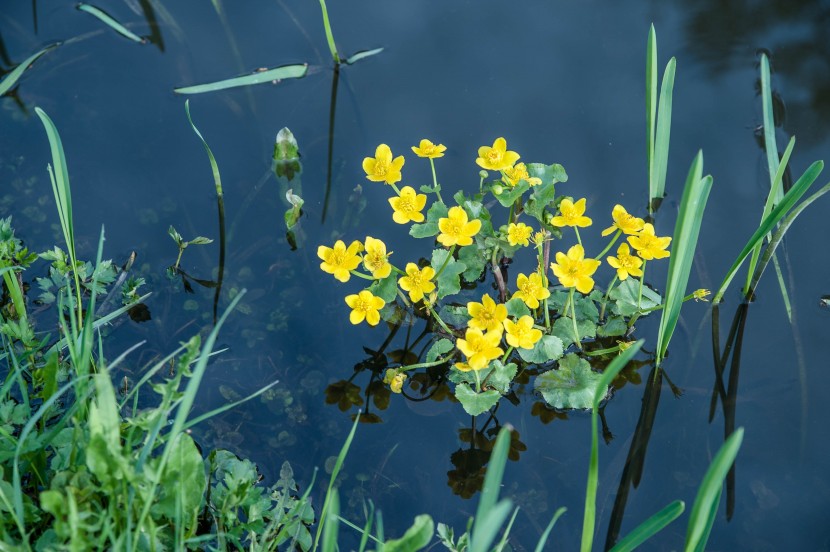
[{"x1": 2, "y1": 1, "x2": 830, "y2": 550}]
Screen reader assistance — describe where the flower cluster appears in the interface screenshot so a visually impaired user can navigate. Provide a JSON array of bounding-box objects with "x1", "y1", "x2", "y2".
[{"x1": 318, "y1": 137, "x2": 703, "y2": 407}]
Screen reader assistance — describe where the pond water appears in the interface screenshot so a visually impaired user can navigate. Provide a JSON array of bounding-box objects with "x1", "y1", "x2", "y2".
[{"x1": 2, "y1": 0, "x2": 830, "y2": 550}]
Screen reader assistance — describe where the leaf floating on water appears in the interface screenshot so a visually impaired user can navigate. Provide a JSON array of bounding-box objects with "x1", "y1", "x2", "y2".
[
  {"x1": 0, "y1": 43, "x2": 61, "y2": 97},
  {"x1": 77, "y1": 3, "x2": 145, "y2": 44},
  {"x1": 345, "y1": 47, "x2": 384, "y2": 65},
  {"x1": 535, "y1": 354, "x2": 605, "y2": 410},
  {"x1": 174, "y1": 64, "x2": 309, "y2": 95}
]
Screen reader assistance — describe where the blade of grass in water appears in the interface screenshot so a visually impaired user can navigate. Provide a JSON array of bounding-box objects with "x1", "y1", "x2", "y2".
[
  {"x1": 581, "y1": 340, "x2": 644, "y2": 552},
  {"x1": 713, "y1": 160, "x2": 823, "y2": 303},
  {"x1": 175, "y1": 64, "x2": 308, "y2": 94},
  {"x1": 318, "y1": 0, "x2": 340, "y2": 63},
  {"x1": 313, "y1": 412, "x2": 360, "y2": 551},
  {"x1": 646, "y1": 24, "x2": 657, "y2": 201},
  {"x1": 533, "y1": 507, "x2": 567, "y2": 552},
  {"x1": 0, "y1": 43, "x2": 60, "y2": 97},
  {"x1": 651, "y1": 57, "x2": 676, "y2": 209},
  {"x1": 470, "y1": 426, "x2": 514, "y2": 552},
  {"x1": 77, "y1": 3, "x2": 145, "y2": 43},
  {"x1": 684, "y1": 428, "x2": 744, "y2": 552},
  {"x1": 345, "y1": 47, "x2": 384, "y2": 65},
  {"x1": 610, "y1": 500, "x2": 684, "y2": 552},
  {"x1": 321, "y1": 490, "x2": 339, "y2": 552},
  {"x1": 656, "y1": 151, "x2": 712, "y2": 366},
  {"x1": 760, "y1": 54, "x2": 780, "y2": 202}
]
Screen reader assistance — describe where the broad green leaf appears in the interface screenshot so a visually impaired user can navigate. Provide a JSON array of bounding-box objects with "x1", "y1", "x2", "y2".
[
  {"x1": 526, "y1": 162, "x2": 568, "y2": 185},
  {"x1": 455, "y1": 383, "x2": 500, "y2": 416},
  {"x1": 524, "y1": 180, "x2": 558, "y2": 223},
  {"x1": 597, "y1": 316, "x2": 627, "y2": 337},
  {"x1": 383, "y1": 514, "x2": 434, "y2": 552},
  {"x1": 494, "y1": 180, "x2": 529, "y2": 208},
  {"x1": 438, "y1": 304, "x2": 470, "y2": 327},
  {"x1": 482, "y1": 361, "x2": 517, "y2": 394},
  {"x1": 505, "y1": 298, "x2": 531, "y2": 318},
  {"x1": 274, "y1": 127, "x2": 300, "y2": 160},
  {"x1": 368, "y1": 273, "x2": 398, "y2": 303},
  {"x1": 431, "y1": 249, "x2": 466, "y2": 299},
  {"x1": 153, "y1": 433, "x2": 206, "y2": 527},
  {"x1": 175, "y1": 64, "x2": 308, "y2": 94},
  {"x1": 426, "y1": 338, "x2": 454, "y2": 363},
  {"x1": 78, "y1": 3, "x2": 144, "y2": 43},
  {"x1": 518, "y1": 335, "x2": 564, "y2": 364},
  {"x1": 0, "y1": 43, "x2": 60, "y2": 97},
  {"x1": 459, "y1": 244, "x2": 487, "y2": 282},
  {"x1": 410, "y1": 202, "x2": 448, "y2": 238},
  {"x1": 551, "y1": 317, "x2": 596, "y2": 349},
  {"x1": 346, "y1": 47, "x2": 385, "y2": 65},
  {"x1": 549, "y1": 290, "x2": 601, "y2": 323},
  {"x1": 609, "y1": 278, "x2": 662, "y2": 317},
  {"x1": 535, "y1": 354, "x2": 604, "y2": 410}
]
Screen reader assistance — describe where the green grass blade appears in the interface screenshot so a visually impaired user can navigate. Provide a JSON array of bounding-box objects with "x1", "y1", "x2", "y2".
[
  {"x1": 713, "y1": 160, "x2": 823, "y2": 303},
  {"x1": 651, "y1": 57, "x2": 676, "y2": 205},
  {"x1": 314, "y1": 412, "x2": 361, "y2": 551},
  {"x1": 471, "y1": 500, "x2": 514, "y2": 552},
  {"x1": 77, "y1": 3, "x2": 145, "y2": 43},
  {"x1": 748, "y1": 180, "x2": 830, "y2": 295},
  {"x1": 183, "y1": 379, "x2": 280, "y2": 430},
  {"x1": 646, "y1": 24, "x2": 657, "y2": 203},
  {"x1": 582, "y1": 341, "x2": 644, "y2": 552},
  {"x1": 533, "y1": 507, "x2": 567, "y2": 552},
  {"x1": 471, "y1": 426, "x2": 512, "y2": 552},
  {"x1": 321, "y1": 490, "x2": 339, "y2": 552},
  {"x1": 760, "y1": 54, "x2": 780, "y2": 202},
  {"x1": 175, "y1": 64, "x2": 308, "y2": 94},
  {"x1": 656, "y1": 152, "x2": 712, "y2": 365},
  {"x1": 684, "y1": 428, "x2": 744, "y2": 552},
  {"x1": 345, "y1": 47, "x2": 384, "y2": 65},
  {"x1": 610, "y1": 500, "x2": 684, "y2": 552},
  {"x1": 35, "y1": 108, "x2": 75, "y2": 262},
  {"x1": 0, "y1": 43, "x2": 60, "y2": 96},
  {"x1": 318, "y1": 0, "x2": 340, "y2": 63},
  {"x1": 184, "y1": 100, "x2": 223, "y2": 196}
]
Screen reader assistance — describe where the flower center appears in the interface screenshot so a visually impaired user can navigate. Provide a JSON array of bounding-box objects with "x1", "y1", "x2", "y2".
[
  {"x1": 398, "y1": 197, "x2": 413, "y2": 212},
  {"x1": 374, "y1": 161, "x2": 388, "y2": 176},
  {"x1": 356, "y1": 298, "x2": 371, "y2": 312},
  {"x1": 367, "y1": 252, "x2": 384, "y2": 269},
  {"x1": 447, "y1": 221, "x2": 463, "y2": 236},
  {"x1": 330, "y1": 251, "x2": 346, "y2": 266},
  {"x1": 487, "y1": 150, "x2": 502, "y2": 164}
]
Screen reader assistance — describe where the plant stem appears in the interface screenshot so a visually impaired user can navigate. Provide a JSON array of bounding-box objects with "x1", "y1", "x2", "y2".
[
  {"x1": 429, "y1": 158, "x2": 444, "y2": 203},
  {"x1": 599, "y1": 275, "x2": 618, "y2": 321},
  {"x1": 594, "y1": 229, "x2": 621, "y2": 260},
  {"x1": 426, "y1": 302, "x2": 454, "y2": 336},
  {"x1": 390, "y1": 183, "x2": 401, "y2": 196},
  {"x1": 501, "y1": 346, "x2": 514, "y2": 364},
  {"x1": 537, "y1": 242, "x2": 551, "y2": 329},
  {"x1": 398, "y1": 355, "x2": 452, "y2": 373},
  {"x1": 574, "y1": 227, "x2": 583, "y2": 248},
  {"x1": 434, "y1": 245, "x2": 456, "y2": 279},
  {"x1": 568, "y1": 287, "x2": 582, "y2": 350},
  {"x1": 349, "y1": 270, "x2": 375, "y2": 281},
  {"x1": 637, "y1": 260, "x2": 648, "y2": 311},
  {"x1": 490, "y1": 246, "x2": 507, "y2": 302}
]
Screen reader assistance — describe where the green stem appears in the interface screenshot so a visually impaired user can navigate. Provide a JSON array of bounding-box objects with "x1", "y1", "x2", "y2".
[
  {"x1": 537, "y1": 243, "x2": 551, "y2": 329},
  {"x1": 318, "y1": 0, "x2": 340, "y2": 64},
  {"x1": 594, "y1": 229, "x2": 621, "y2": 260},
  {"x1": 434, "y1": 245, "x2": 457, "y2": 279},
  {"x1": 501, "y1": 346, "x2": 514, "y2": 364},
  {"x1": 390, "y1": 183, "x2": 401, "y2": 196},
  {"x1": 349, "y1": 270, "x2": 375, "y2": 281},
  {"x1": 427, "y1": 302, "x2": 454, "y2": 336},
  {"x1": 474, "y1": 369, "x2": 482, "y2": 393},
  {"x1": 568, "y1": 287, "x2": 582, "y2": 350},
  {"x1": 398, "y1": 355, "x2": 453, "y2": 372},
  {"x1": 508, "y1": 202, "x2": 515, "y2": 226},
  {"x1": 574, "y1": 227, "x2": 583, "y2": 248},
  {"x1": 637, "y1": 260, "x2": 648, "y2": 311},
  {"x1": 396, "y1": 289, "x2": 411, "y2": 308},
  {"x1": 174, "y1": 246, "x2": 184, "y2": 270},
  {"x1": 584, "y1": 344, "x2": 623, "y2": 357},
  {"x1": 599, "y1": 275, "x2": 619, "y2": 321},
  {"x1": 429, "y1": 158, "x2": 444, "y2": 204}
]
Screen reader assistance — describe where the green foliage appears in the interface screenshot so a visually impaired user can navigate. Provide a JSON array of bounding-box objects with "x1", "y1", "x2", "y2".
[
  {"x1": 0, "y1": 43, "x2": 60, "y2": 97},
  {"x1": 77, "y1": 3, "x2": 145, "y2": 43},
  {"x1": 454, "y1": 384, "x2": 501, "y2": 416},
  {"x1": 535, "y1": 354, "x2": 605, "y2": 410},
  {"x1": 432, "y1": 249, "x2": 466, "y2": 299},
  {"x1": 410, "y1": 202, "x2": 449, "y2": 238}
]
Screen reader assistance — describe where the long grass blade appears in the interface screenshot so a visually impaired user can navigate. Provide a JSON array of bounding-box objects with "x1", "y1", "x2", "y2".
[
  {"x1": 760, "y1": 54, "x2": 780, "y2": 202},
  {"x1": 345, "y1": 47, "x2": 384, "y2": 65},
  {"x1": 471, "y1": 426, "x2": 513, "y2": 552},
  {"x1": 533, "y1": 507, "x2": 567, "y2": 552},
  {"x1": 0, "y1": 43, "x2": 60, "y2": 97},
  {"x1": 318, "y1": 0, "x2": 340, "y2": 63},
  {"x1": 646, "y1": 24, "x2": 657, "y2": 203},
  {"x1": 656, "y1": 152, "x2": 712, "y2": 365},
  {"x1": 35, "y1": 108, "x2": 74, "y2": 262},
  {"x1": 321, "y1": 490, "x2": 339, "y2": 552},
  {"x1": 610, "y1": 500, "x2": 684, "y2": 552},
  {"x1": 651, "y1": 57, "x2": 676, "y2": 208},
  {"x1": 581, "y1": 341, "x2": 644, "y2": 552},
  {"x1": 713, "y1": 160, "x2": 823, "y2": 303},
  {"x1": 684, "y1": 428, "x2": 744, "y2": 552},
  {"x1": 175, "y1": 64, "x2": 308, "y2": 94},
  {"x1": 77, "y1": 3, "x2": 145, "y2": 43},
  {"x1": 314, "y1": 412, "x2": 361, "y2": 551}
]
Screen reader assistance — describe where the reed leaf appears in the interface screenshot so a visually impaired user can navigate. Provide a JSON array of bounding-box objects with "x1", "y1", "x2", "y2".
[
  {"x1": 684, "y1": 428, "x2": 744, "y2": 552},
  {"x1": 646, "y1": 24, "x2": 657, "y2": 197},
  {"x1": 77, "y1": 3, "x2": 145, "y2": 43},
  {"x1": 760, "y1": 54, "x2": 780, "y2": 202},
  {"x1": 651, "y1": 57, "x2": 676, "y2": 208},
  {"x1": 345, "y1": 48, "x2": 384, "y2": 65},
  {"x1": 184, "y1": 100, "x2": 223, "y2": 196},
  {"x1": 321, "y1": 490, "x2": 339, "y2": 552},
  {"x1": 581, "y1": 340, "x2": 644, "y2": 552},
  {"x1": 318, "y1": 0, "x2": 340, "y2": 63},
  {"x1": 0, "y1": 43, "x2": 60, "y2": 97},
  {"x1": 713, "y1": 160, "x2": 823, "y2": 303},
  {"x1": 470, "y1": 425, "x2": 514, "y2": 552},
  {"x1": 174, "y1": 64, "x2": 308, "y2": 94},
  {"x1": 656, "y1": 152, "x2": 712, "y2": 365},
  {"x1": 610, "y1": 500, "x2": 685, "y2": 552},
  {"x1": 534, "y1": 507, "x2": 567, "y2": 552}
]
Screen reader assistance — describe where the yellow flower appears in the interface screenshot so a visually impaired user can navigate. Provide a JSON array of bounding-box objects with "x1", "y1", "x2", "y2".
[
  {"x1": 628, "y1": 223, "x2": 671, "y2": 260},
  {"x1": 601, "y1": 204, "x2": 645, "y2": 236},
  {"x1": 550, "y1": 244, "x2": 601, "y2": 294},
  {"x1": 506, "y1": 222, "x2": 533, "y2": 247},
  {"x1": 344, "y1": 290, "x2": 385, "y2": 326},
  {"x1": 318, "y1": 240, "x2": 363, "y2": 282},
  {"x1": 362, "y1": 236, "x2": 392, "y2": 279},
  {"x1": 503, "y1": 315, "x2": 543, "y2": 349},
  {"x1": 550, "y1": 198, "x2": 592, "y2": 228},
  {"x1": 388, "y1": 186, "x2": 427, "y2": 224},
  {"x1": 456, "y1": 328, "x2": 504, "y2": 370},
  {"x1": 437, "y1": 206, "x2": 481, "y2": 247},
  {"x1": 383, "y1": 369, "x2": 407, "y2": 393},
  {"x1": 467, "y1": 294, "x2": 508, "y2": 333},
  {"x1": 512, "y1": 272, "x2": 551, "y2": 309},
  {"x1": 398, "y1": 263, "x2": 436, "y2": 302},
  {"x1": 693, "y1": 289, "x2": 711, "y2": 302},
  {"x1": 617, "y1": 340, "x2": 634, "y2": 352},
  {"x1": 606, "y1": 243, "x2": 643, "y2": 281},
  {"x1": 362, "y1": 144, "x2": 405, "y2": 185},
  {"x1": 502, "y1": 163, "x2": 542, "y2": 187},
  {"x1": 530, "y1": 230, "x2": 550, "y2": 247},
  {"x1": 476, "y1": 137, "x2": 520, "y2": 171},
  {"x1": 411, "y1": 139, "x2": 446, "y2": 159}
]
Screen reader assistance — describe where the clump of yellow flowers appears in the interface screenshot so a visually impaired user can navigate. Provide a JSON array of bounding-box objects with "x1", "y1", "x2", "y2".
[{"x1": 318, "y1": 138, "x2": 708, "y2": 414}]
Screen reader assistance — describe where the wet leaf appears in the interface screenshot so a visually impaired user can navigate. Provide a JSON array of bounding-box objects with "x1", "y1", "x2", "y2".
[
  {"x1": 609, "y1": 278, "x2": 662, "y2": 317},
  {"x1": 552, "y1": 316, "x2": 597, "y2": 349},
  {"x1": 505, "y1": 298, "x2": 531, "y2": 318},
  {"x1": 78, "y1": 3, "x2": 145, "y2": 43},
  {"x1": 517, "y1": 335, "x2": 564, "y2": 364},
  {"x1": 383, "y1": 514, "x2": 434, "y2": 552},
  {"x1": 426, "y1": 338, "x2": 454, "y2": 363},
  {"x1": 455, "y1": 383, "x2": 500, "y2": 416},
  {"x1": 409, "y1": 202, "x2": 448, "y2": 238},
  {"x1": 175, "y1": 64, "x2": 308, "y2": 94},
  {"x1": 345, "y1": 47, "x2": 384, "y2": 65},
  {"x1": 597, "y1": 315, "x2": 627, "y2": 337},
  {"x1": 431, "y1": 249, "x2": 466, "y2": 299},
  {"x1": 0, "y1": 43, "x2": 61, "y2": 97},
  {"x1": 535, "y1": 353, "x2": 605, "y2": 409},
  {"x1": 458, "y1": 243, "x2": 487, "y2": 282},
  {"x1": 494, "y1": 180, "x2": 529, "y2": 208},
  {"x1": 368, "y1": 273, "x2": 398, "y2": 303}
]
